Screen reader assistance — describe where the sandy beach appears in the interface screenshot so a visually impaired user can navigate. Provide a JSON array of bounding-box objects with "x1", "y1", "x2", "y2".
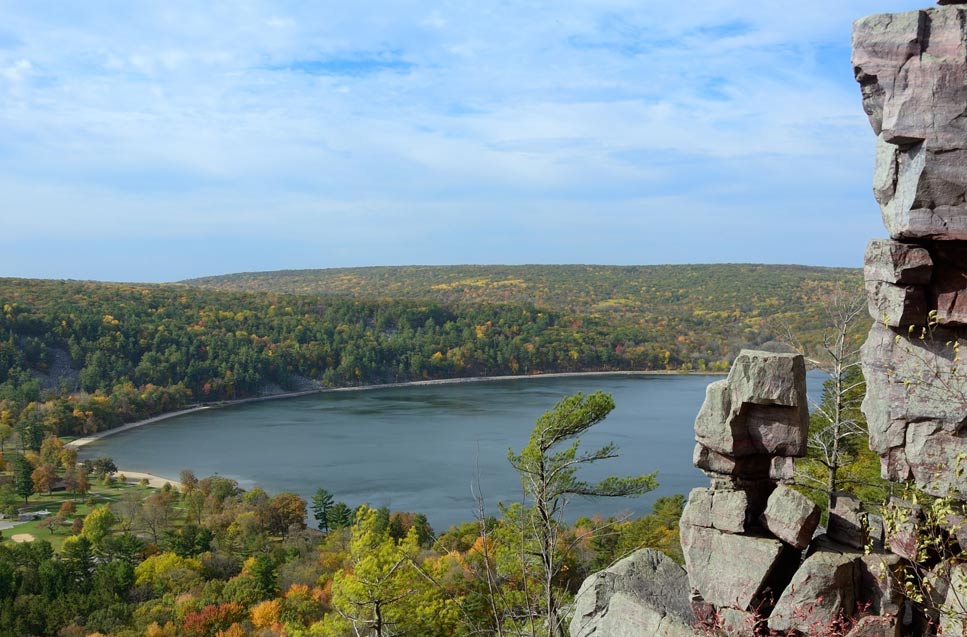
[{"x1": 115, "y1": 470, "x2": 182, "y2": 490}]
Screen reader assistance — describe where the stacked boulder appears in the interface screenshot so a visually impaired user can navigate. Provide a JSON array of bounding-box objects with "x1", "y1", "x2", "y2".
[
  {"x1": 681, "y1": 350, "x2": 813, "y2": 630},
  {"x1": 853, "y1": 1, "x2": 967, "y2": 499},
  {"x1": 681, "y1": 351, "x2": 905, "y2": 636}
]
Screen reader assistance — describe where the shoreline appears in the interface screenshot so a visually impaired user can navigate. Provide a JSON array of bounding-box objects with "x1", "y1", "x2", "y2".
[
  {"x1": 115, "y1": 470, "x2": 182, "y2": 490},
  {"x1": 67, "y1": 369, "x2": 720, "y2": 450}
]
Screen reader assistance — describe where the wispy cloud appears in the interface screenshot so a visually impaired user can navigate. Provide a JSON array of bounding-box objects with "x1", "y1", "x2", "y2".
[{"x1": 0, "y1": 0, "x2": 927, "y2": 281}]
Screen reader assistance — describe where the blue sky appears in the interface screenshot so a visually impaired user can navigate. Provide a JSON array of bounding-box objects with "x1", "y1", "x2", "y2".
[{"x1": 0, "y1": 1, "x2": 927, "y2": 282}]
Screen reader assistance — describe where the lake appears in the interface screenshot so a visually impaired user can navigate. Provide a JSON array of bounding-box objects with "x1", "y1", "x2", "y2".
[{"x1": 81, "y1": 372, "x2": 826, "y2": 531}]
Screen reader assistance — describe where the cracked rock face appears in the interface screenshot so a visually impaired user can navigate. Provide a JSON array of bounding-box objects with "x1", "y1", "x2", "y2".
[
  {"x1": 861, "y1": 320, "x2": 967, "y2": 496},
  {"x1": 854, "y1": 6, "x2": 967, "y2": 240},
  {"x1": 858, "y1": 134, "x2": 967, "y2": 493},
  {"x1": 768, "y1": 550, "x2": 859, "y2": 635},
  {"x1": 570, "y1": 549, "x2": 697, "y2": 637},
  {"x1": 693, "y1": 350, "x2": 808, "y2": 480}
]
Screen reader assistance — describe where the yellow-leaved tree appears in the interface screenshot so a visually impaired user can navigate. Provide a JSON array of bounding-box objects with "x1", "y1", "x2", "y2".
[{"x1": 322, "y1": 505, "x2": 458, "y2": 637}]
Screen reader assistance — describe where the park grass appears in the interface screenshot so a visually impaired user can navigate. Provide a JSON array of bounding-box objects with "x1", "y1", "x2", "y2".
[{"x1": 3, "y1": 478, "x2": 160, "y2": 551}]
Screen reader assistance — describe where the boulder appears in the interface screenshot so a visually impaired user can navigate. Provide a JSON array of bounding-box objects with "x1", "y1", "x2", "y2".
[
  {"x1": 680, "y1": 524, "x2": 794, "y2": 610},
  {"x1": 680, "y1": 487, "x2": 748, "y2": 534},
  {"x1": 760, "y1": 484, "x2": 820, "y2": 549},
  {"x1": 693, "y1": 445, "x2": 772, "y2": 480},
  {"x1": 693, "y1": 351, "x2": 807, "y2": 461},
  {"x1": 726, "y1": 350, "x2": 806, "y2": 408},
  {"x1": 570, "y1": 549, "x2": 697, "y2": 637},
  {"x1": 857, "y1": 553, "x2": 905, "y2": 618},
  {"x1": 939, "y1": 564, "x2": 967, "y2": 637},
  {"x1": 768, "y1": 550, "x2": 859, "y2": 634},
  {"x1": 883, "y1": 498, "x2": 923, "y2": 561},
  {"x1": 828, "y1": 493, "x2": 871, "y2": 550},
  {"x1": 845, "y1": 615, "x2": 899, "y2": 637}
]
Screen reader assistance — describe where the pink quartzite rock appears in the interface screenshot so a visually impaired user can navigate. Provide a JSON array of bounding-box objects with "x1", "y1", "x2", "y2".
[
  {"x1": 861, "y1": 321, "x2": 967, "y2": 496},
  {"x1": 767, "y1": 550, "x2": 858, "y2": 634},
  {"x1": 570, "y1": 549, "x2": 698, "y2": 637},
  {"x1": 883, "y1": 498, "x2": 923, "y2": 562},
  {"x1": 940, "y1": 565, "x2": 967, "y2": 637},
  {"x1": 864, "y1": 280, "x2": 927, "y2": 327},
  {"x1": 828, "y1": 492, "x2": 871, "y2": 550},
  {"x1": 846, "y1": 616, "x2": 899, "y2": 637},
  {"x1": 759, "y1": 484, "x2": 820, "y2": 550},
  {"x1": 857, "y1": 553, "x2": 905, "y2": 619},
  {"x1": 693, "y1": 445, "x2": 772, "y2": 480},
  {"x1": 854, "y1": 7, "x2": 967, "y2": 239},
  {"x1": 680, "y1": 487, "x2": 749, "y2": 534},
  {"x1": 864, "y1": 239, "x2": 933, "y2": 285},
  {"x1": 905, "y1": 421, "x2": 967, "y2": 497},
  {"x1": 693, "y1": 351, "x2": 807, "y2": 480},
  {"x1": 680, "y1": 524, "x2": 793, "y2": 611},
  {"x1": 930, "y1": 241, "x2": 967, "y2": 325}
]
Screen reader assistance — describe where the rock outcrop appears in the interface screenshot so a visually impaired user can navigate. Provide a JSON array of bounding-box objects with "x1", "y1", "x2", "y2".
[
  {"x1": 681, "y1": 351, "x2": 811, "y2": 622},
  {"x1": 571, "y1": 4, "x2": 967, "y2": 636},
  {"x1": 675, "y1": 352, "x2": 905, "y2": 636},
  {"x1": 854, "y1": 2, "x2": 967, "y2": 499},
  {"x1": 569, "y1": 549, "x2": 697, "y2": 637}
]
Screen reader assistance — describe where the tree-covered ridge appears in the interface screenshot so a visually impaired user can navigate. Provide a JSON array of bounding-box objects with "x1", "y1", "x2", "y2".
[
  {"x1": 0, "y1": 277, "x2": 672, "y2": 439},
  {"x1": 0, "y1": 265, "x2": 863, "y2": 439},
  {"x1": 185, "y1": 264, "x2": 858, "y2": 314},
  {"x1": 185, "y1": 263, "x2": 863, "y2": 359}
]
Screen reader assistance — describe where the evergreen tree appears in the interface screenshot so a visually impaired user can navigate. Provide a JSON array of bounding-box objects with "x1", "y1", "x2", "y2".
[
  {"x1": 12, "y1": 454, "x2": 34, "y2": 504},
  {"x1": 311, "y1": 488, "x2": 334, "y2": 533},
  {"x1": 326, "y1": 502, "x2": 354, "y2": 531},
  {"x1": 508, "y1": 391, "x2": 657, "y2": 637}
]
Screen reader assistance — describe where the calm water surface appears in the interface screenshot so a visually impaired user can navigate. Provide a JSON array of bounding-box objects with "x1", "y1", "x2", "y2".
[{"x1": 83, "y1": 373, "x2": 824, "y2": 530}]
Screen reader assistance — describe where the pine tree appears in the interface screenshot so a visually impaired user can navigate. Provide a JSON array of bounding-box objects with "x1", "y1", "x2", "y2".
[
  {"x1": 508, "y1": 391, "x2": 657, "y2": 637},
  {"x1": 12, "y1": 454, "x2": 34, "y2": 504},
  {"x1": 311, "y1": 488, "x2": 334, "y2": 533}
]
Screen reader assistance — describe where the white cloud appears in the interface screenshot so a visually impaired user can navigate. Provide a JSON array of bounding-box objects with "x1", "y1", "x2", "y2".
[{"x1": 0, "y1": 0, "x2": 929, "y2": 279}]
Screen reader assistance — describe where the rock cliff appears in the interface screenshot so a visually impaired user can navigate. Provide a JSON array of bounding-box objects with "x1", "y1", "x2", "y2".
[
  {"x1": 854, "y1": 3, "x2": 967, "y2": 499},
  {"x1": 570, "y1": 3, "x2": 967, "y2": 635}
]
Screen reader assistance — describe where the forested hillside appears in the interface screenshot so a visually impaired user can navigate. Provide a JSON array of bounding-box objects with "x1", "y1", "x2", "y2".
[
  {"x1": 187, "y1": 264, "x2": 862, "y2": 359},
  {"x1": 0, "y1": 264, "x2": 863, "y2": 440}
]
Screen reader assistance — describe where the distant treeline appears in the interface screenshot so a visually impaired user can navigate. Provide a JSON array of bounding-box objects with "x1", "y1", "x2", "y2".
[
  {"x1": 0, "y1": 263, "x2": 863, "y2": 443},
  {"x1": 186, "y1": 263, "x2": 864, "y2": 363}
]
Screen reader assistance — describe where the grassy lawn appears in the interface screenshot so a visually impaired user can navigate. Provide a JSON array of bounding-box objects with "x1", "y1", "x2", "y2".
[{"x1": 3, "y1": 479, "x2": 159, "y2": 551}]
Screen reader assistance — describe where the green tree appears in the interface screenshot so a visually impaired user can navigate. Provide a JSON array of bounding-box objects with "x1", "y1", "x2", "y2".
[
  {"x1": 326, "y1": 506, "x2": 449, "y2": 637},
  {"x1": 12, "y1": 453, "x2": 34, "y2": 503},
  {"x1": 507, "y1": 391, "x2": 657, "y2": 637},
  {"x1": 0, "y1": 422, "x2": 12, "y2": 453},
  {"x1": 327, "y1": 501, "x2": 354, "y2": 531},
  {"x1": 312, "y1": 488, "x2": 335, "y2": 533},
  {"x1": 82, "y1": 505, "x2": 118, "y2": 546}
]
